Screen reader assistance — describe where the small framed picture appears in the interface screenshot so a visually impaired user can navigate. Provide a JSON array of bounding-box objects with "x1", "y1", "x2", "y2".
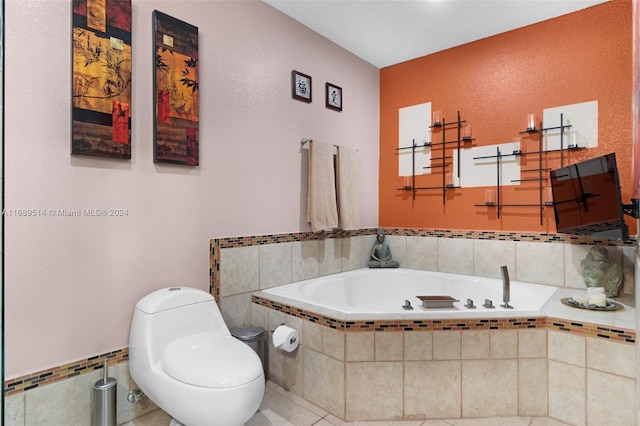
[
  {"x1": 325, "y1": 82, "x2": 342, "y2": 112},
  {"x1": 292, "y1": 70, "x2": 312, "y2": 103}
]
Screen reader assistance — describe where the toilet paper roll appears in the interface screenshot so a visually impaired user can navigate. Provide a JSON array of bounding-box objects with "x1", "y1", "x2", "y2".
[{"x1": 272, "y1": 325, "x2": 300, "y2": 352}]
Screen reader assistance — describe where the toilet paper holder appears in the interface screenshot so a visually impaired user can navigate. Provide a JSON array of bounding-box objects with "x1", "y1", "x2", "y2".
[
  {"x1": 272, "y1": 324, "x2": 300, "y2": 352},
  {"x1": 273, "y1": 323, "x2": 297, "y2": 344}
]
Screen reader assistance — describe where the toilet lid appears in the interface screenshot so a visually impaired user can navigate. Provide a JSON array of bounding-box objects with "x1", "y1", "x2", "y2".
[{"x1": 161, "y1": 332, "x2": 263, "y2": 388}]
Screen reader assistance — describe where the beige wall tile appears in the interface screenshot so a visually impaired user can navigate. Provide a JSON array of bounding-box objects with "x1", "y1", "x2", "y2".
[
  {"x1": 490, "y1": 329, "x2": 518, "y2": 359},
  {"x1": 345, "y1": 332, "x2": 374, "y2": 362},
  {"x1": 25, "y1": 369, "x2": 100, "y2": 426},
  {"x1": 586, "y1": 338, "x2": 635, "y2": 378},
  {"x1": 519, "y1": 359, "x2": 548, "y2": 416},
  {"x1": 269, "y1": 335, "x2": 304, "y2": 397},
  {"x1": 292, "y1": 240, "x2": 319, "y2": 281},
  {"x1": 375, "y1": 331, "x2": 404, "y2": 361},
  {"x1": 303, "y1": 349, "x2": 344, "y2": 418},
  {"x1": 515, "y1": 241, "x2": 564, "y2": 286},
  {"x1": 462, "y1": 360, "x2": 518, "y2": 417},
  {"x1": 473, "y1": 239, "x2": 516, "y2": 279},
  {"x1": 587, "y1": 369, "x2": 635, "y2": 425},
  {"x1": 433, "y1": 331, "x2": 461, "y2": 360},
  {"x1": 302, "y1": 320, "x2": 323, "y2": 352},
  {"x1": 404, "y1": 360, "x2": 461, "y2": 419},
  {"x1": 259, "y1": 242, "x2": 292, "y2": 289},
  {"x1": 384, "y1": 235, "x2": 407, "y2": 268},
  {"x1": 220, "y1": 293, "x2": 252, "y2": 328},
  {"x1": 404, "y1": 330, "x2": 433, "y2": 361},
  {"x1": 548, "y1": 360, "x2": 585, "y2": 425},
  {"x1": 461, "y1": 330, "x2": 489, "y2": 360},
  {"x1": 268, "y1": 308, "x2": 286, "y2": 332},
  {"x1": 518, "y1": 329, "x2": 547, "y2": 359},
  {"x1": 437, "y1": 238, "x2": 474, "y2": 275},
  {"x1": 548, "y1": 330, "x2": 585, "y2": 367},
  {"x1": 340, "y1": 236, "x2": 365, "y2": 271},
  {"x1": 220, "y1": 246, "x2": 260, "y2": 297},
  {"x1": 319, "y1": 238, "x2": 342, "y2": 276},
  {"x1": 5, "y1": 393, "x2": 25, "y2": 426},
  {"x1": 622, "y1": 245, "x2": 635, "y2": 295},
  {"x1": 346, "y1": 362, "x2": 403, "y2": 421},
  {"x1": 250, "y1": 302, "x2": 269, "y2": 331},
  {"x1": 406, "y1": 236, "x2": 438, "y2": 271},
  {"x1": 322, "y1": 327, "x2": 345, "y2": 361}
]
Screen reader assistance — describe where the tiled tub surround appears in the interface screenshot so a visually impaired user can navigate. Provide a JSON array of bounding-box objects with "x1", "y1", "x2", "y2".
[
  {"x1": 216, "y1": 229, "x2": 637, "y2": 424},
  {"x1": 4, "y1": 229, "x2": 636, "y2": 425},
  {"x1": 252, "y1": 293, "x2": 636, "y2": 424}
]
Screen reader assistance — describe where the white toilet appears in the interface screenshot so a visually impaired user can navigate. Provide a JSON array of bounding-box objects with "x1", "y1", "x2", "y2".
[{"x1": 129, "y1": 287, "x2": 265, "y2": 426}]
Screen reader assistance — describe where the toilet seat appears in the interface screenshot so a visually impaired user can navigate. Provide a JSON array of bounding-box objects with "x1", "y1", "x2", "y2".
[{"x1": 162, "y1": 332, "x2": 263, "y2": 388}]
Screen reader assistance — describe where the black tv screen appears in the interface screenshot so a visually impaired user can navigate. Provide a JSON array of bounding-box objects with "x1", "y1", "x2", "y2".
[{"x1": 550, "y1": 153, "x2": 628, "y2": 241}]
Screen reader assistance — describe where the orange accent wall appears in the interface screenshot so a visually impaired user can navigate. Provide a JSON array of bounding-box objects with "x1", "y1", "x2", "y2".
[{"x1": 380, "y1": 1, "x2": 634, "y2": 236}]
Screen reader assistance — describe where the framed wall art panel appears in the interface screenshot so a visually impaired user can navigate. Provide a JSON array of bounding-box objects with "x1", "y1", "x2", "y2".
[
  {"x1": 72, "y1": 0, "x2": 132, "y2": 159},
  {"x1": 292, "y1": 70, "x2": 312, "y2": 103},
  {"x1": 153, "y1": 10, "x2": 199, "y2": 166},
  {"x1": 325, "y1": 82, "x2": 342, "y2": 112}
]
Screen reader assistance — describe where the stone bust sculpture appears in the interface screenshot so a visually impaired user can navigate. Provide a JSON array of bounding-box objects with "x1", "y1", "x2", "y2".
[
  {"x1": 368, "y1": 232, "x2": 399, "y2": 268},
  {"x1": 580, "y1": 246, "x2": 623, "y2": 297}
]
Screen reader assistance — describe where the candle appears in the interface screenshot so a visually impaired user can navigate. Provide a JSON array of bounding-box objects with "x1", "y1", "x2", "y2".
[
  {"x1": 589, "y1": 294, "x2": 607, "y2": 307},
  {"x1": 485, "y1": 189, "x2": 495, "y2": 205},
  {"x1": 446, "y1": 172, "x2": 454, "y2": 187},
  {"x1": 572, "y1": 293, "x2": 589, "y2": 305},
  {"x1": 462, "y1": 123, "x2": 472, "y2": 140},
  {"x1": 545, "y1": 187, "x2": 553, "y2": 205},
  {"x1": 403, "y1": 176, "x2": 411, "y2": 189},
  {"x1": 432, "y1": 111, "x2": 442, "y2": 126},
  {"x1": 512, "y1": 137, "x2": 521, "y2": 154},
  {"x1": 526, "y1": 113, "x2": 537, "y2": 131}
]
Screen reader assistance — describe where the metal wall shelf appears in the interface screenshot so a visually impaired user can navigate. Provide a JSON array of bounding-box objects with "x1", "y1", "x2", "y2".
[
  {"x1": 474, "y1": 113, "x2": 576, "y2": 224},
  {"x1": 397, "y1": 111, "x2": 472, "y2": 203}
]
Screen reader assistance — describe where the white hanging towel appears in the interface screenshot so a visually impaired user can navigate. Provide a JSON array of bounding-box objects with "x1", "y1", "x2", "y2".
[
  {"x1": 307, "y1": 140, "x2": 338, "y2": 232},
  {"x1": 337, "y1": 145, "x2": 359, "y2": 230}
]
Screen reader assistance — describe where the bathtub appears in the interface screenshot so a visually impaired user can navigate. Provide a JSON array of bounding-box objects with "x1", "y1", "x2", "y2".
[{"x1": 257, "y1": 268, "x2": 558, "y2": 320}]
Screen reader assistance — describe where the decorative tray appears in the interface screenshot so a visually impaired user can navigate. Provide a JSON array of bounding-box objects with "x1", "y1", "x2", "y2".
[
  {"x1": 417, "y1": 295, "x2": 459, "y2": 309},
  {"x1": 560, "y1": 297, "x2": 624, "y2": 312}
]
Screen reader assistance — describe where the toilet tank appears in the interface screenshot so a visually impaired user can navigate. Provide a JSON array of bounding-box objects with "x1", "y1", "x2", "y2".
[{"x1": 130, "y1": 287, "x2": 230, "y2": 362}]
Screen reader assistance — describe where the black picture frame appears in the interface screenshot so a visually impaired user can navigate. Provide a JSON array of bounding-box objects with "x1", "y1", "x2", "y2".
[
  {"x1": 325, "y1": 82, "x2": 342, "y2": 112},
  {"x1": 292, "y1": 70, "x2": 312, "y2": 103}
]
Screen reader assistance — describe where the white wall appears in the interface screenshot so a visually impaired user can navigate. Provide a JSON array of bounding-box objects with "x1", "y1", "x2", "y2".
[{"x1": 4, "y1": 0, "x2": 379, "y2": 378}]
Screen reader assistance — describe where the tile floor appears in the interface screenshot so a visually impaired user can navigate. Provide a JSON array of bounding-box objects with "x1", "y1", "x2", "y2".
[{"x1": 121, "y1": 381, "x2": 571, "y2": 426}]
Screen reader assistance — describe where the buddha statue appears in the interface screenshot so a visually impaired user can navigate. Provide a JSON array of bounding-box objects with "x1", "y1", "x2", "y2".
[
  {"x1": 580, "y1": 246, "x2": 623, "y2": 297},
  {"x1": 368, "y1": 232, "x2": 399, "y2": 268}
]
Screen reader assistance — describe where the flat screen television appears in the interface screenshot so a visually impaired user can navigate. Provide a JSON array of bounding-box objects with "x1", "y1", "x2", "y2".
[{"x1": 550, "y1": 153, "x2": 629, "y2": 241}]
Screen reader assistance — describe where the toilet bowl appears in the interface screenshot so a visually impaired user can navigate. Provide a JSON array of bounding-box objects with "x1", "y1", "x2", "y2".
[{"x1": 129, "y1": 287, "x2": 264, "y2": 426}]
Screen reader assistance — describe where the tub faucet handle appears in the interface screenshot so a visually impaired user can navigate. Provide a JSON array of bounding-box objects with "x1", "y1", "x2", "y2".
[
  {"x1": 464, "y1": 298, "x2": 476, "y2": 309},
  {"x1": 500, "y1": 265, "x2": 513, "y2": 309},
  {"x1": 402, "y1": 300, "x2": 414, "y2": 310},
  {"x1": 483, "y1": 299, "x2": 495, "y2": 309}
]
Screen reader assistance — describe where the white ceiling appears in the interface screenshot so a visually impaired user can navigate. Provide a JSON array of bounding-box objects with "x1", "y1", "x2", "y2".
[{"x1": 264, "y1": 0, "x2": 608, "y2": 69}]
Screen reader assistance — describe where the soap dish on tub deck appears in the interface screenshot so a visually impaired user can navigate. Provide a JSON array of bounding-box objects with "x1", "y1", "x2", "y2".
[{"x1": 417, "y1": 295, "x2": 459, "y2": 309}]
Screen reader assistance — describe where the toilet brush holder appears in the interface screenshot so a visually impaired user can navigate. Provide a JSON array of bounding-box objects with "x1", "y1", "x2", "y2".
[{"x1": 92, "y1": 358, "x2": 117, "y2": 426}]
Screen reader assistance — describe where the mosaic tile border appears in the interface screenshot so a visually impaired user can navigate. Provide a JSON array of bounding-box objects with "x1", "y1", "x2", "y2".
[
  {"x1": 4, "y1": 348, "x2": 128, "y2": 397},
  {"x1": 212, "y1": 228, "x2": 635, "y2": 250},
  {"x1": 252, "y1": 294, "x2": 635, "y2": 344}
]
